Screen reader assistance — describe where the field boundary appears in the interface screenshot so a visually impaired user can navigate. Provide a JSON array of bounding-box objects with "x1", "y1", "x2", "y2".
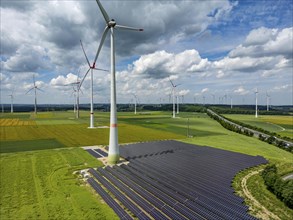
[
  {"x1": 241, "y1": 169, "x2": 281, "y2": 220},
  {"x1": 207, "y1": 109, "x2": 293, "y2": 148}
]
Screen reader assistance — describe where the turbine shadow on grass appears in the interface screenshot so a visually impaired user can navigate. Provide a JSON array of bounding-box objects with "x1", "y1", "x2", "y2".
[{"x1": 0, "y1": 139, "x2": 66, "y2": 153}]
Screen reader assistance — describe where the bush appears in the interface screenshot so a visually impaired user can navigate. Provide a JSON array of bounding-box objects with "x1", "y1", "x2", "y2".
[
  {"x1": 282, "y1": 180, "x2": 293, "y2": 208},
  {"x1": 261, "y1": 164, "x2": 293, "y2": 208}
]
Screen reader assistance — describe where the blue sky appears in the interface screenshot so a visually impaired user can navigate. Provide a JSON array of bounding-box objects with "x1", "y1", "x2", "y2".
[{"x1": 0, "y1": 0, "x2": 292, "y2": 105}]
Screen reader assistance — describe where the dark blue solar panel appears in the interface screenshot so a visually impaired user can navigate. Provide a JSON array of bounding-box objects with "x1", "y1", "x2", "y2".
[
  {"x1": 87, "y1": 140, "x2": 264, "y2": 220},
  {"x1": 86, "y1": 149, "x2": 101, "y2": 158},
  {"x1": 95, "y1": 148, "x2": 108, "y2": 157},
  {"x1": 87, "y1": 178, "x2": 132, "y2": 220}
]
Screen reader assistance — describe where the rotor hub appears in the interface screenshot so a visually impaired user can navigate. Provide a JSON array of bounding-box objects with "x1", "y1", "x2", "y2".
[{"x1": 108, "y1": 19, "x2": 116, "y2": 28}]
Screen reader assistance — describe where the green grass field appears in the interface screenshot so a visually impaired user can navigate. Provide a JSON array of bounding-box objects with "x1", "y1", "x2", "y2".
[
  {"x1": 0, "y1": 110, "x2": 292, "y2": 219},
  {"x1": 224, "y1": 114, "x2": 293, "y2": 138},
  {"x1": 0, "y1": 148, "x2": 118, "y2": 220}
]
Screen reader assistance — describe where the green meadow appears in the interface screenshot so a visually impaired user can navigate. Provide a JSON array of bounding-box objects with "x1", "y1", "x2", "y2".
[
  {"x1": 0, "y1": 110, "x2": 292, "y2": 219},
  {"x1": 224, "y1": 114, "x2": 293, "y2": 139}
]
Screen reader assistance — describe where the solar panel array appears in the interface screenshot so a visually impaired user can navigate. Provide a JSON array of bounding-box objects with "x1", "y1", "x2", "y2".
[
  {"x1": 87, "y1": 140, "x2": 267, "y2": 219},
  {"x1": 86, "y1": 148, "x2": 108, "y2": 158}
]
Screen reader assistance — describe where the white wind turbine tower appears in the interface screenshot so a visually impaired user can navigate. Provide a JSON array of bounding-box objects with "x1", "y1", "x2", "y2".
[
  {"x1": 255, "y1": 88, "x2": 258, "y2": 118},
  {"x1": 132, "y1": 94, "x2": 137, "y2": 114},
  {"x1": 230, "y1": 95, "x2": 233, "y2": 109},
  {"x1": 211, "y1": 94, "x2": 215, "y2": 105},
  {"x1": 69, "y1": 81, "x2": 82, "y2": 119},
  {"x1": 169, "y1": 79, "x2": 180, "y2": 118},
  {"x1": 8, "y1": 89, "x2": 14, "y2": 113},
  {"x1": 266, "y1": 92, "x2": 270, "y2": 111},
  {"x1": 79, "y1": 40, "x2": 107, "y2": 128},
  {"x1": 72, "y1": 88, "x2": 77, "y2": 114},
  {"x1": 176, "y1": 95, "x2": 179, "y2": 114},
  {"x1": 94, "y1": 0, "x2": 143, "y2": 164},
  {"x1": 26, "y1": 75, "x2": 43, "y2": 115}
]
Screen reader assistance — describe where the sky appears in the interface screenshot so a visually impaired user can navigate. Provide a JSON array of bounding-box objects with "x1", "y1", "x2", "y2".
[{"x1": 0, "y1": 0, "x2": 292, "y2": 106}]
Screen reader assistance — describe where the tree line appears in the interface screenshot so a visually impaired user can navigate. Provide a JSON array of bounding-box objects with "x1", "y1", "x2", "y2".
[{"x1": 261, "y1": 165, "x2": 293, "y2": 208}]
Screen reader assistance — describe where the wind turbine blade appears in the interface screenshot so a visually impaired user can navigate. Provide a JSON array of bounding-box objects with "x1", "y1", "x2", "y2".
[
  {"x1": 80, "y1": 40, "x2": 91, "y2": 67},
  {"x1": 95, "y1": 0, "x2": 110, "y2": 23},
  {"x1": 93, "y1": 67, "x2": 108, "y2": 72},
  {"x1": 37, "y1": 88, "x2": 44, "y2": 92},
  {"x1": 33, "y1": 75, "x2": 36, "y2": 87},
  {"x1": 175, "y1": 84, "x2": 181, "y2": 87},
  {"x1": 25, "y1": 87, "x2": 34, "y2": 94},
  {"x1": 115, "y1": 24, "x2": 143, "y2": 32},
  {"x1": 169, "y1": 78, "x2": 175, "y2": 87},
  {"x1": 93, "y1": 27, "x2": 109, "y2": 67},
  {"x1": 79, "y1": 68, "x2": 91, "y2": 88},
  {"x1": 79, "y1": 88, "x2": 84, "y2": 95}
]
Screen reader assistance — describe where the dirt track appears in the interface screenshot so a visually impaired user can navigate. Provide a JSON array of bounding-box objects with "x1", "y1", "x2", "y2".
[{"x1": 241, "y1": 169, "x2": 281, "y2": 220}]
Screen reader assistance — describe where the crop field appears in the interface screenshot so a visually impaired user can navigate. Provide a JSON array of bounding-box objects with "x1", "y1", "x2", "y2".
[
  {"x1": 0, "y1": 118, "x2": 36, "y2": 126},
  {"x1": 0, "y1": 111, "x2": 185, "y2": 151},
  {"x1": 0, "y1": 110, "x2": 292, "y2": 219},
  {"x1": 224, "y1": 114, "x2": 293, "y2": 138}
]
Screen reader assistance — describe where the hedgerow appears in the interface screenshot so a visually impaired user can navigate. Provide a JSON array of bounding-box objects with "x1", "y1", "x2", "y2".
[{"x1": 261, "y1": 165, "x2": 293, "y2": 208}]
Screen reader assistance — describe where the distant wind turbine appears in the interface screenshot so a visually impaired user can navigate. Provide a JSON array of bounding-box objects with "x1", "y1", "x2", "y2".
[
  {"x1": 132, "y1": 94, "x2": 138, "y2": 114},
  {"x1": 224, "y1": 94, "x2": 227, "y2": 105},
  {"x1": 230, "y1": 95, "x2": 233, "y2": 109},
  {"x1": 255, "y1": 88, "x2": 258, "y2": 118},
  {"x1": 94, "y1": 0, "x2": 143, "y2": 164},
  {"x1": 169, "y1": 79, "x2": 180, "y2": 118},
  {"x1": 26, "y1": 75, "x2": 43, "y2": 115},
  {"x1": 8, "y1": 89, "x2": 14, "y2": 113},
  {"x1": 68, "y1": 77, "x2": 83, "y2": 119},
  {"x1": 211, "y1": 94, "x2": 215, "y2": 105},
  {"x1": 176, "y1": 95, "x2": 179, "y2": 114},
  {"x1": 266, "y1": 92, "x2": 270, "y2": 111},
  {"x1": 79, "y1": 40, "x2": 107, "y2": 128}
]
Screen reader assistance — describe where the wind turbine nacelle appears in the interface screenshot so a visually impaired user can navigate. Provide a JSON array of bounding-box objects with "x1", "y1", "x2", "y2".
[{"x1": 108, "y1": 19, "x2": 116, "y2": 28}]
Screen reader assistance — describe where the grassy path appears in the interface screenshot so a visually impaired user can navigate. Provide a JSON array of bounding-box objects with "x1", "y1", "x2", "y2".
[
  {"x1": 31, "y1": 156, "x2": 48, "y2": 219},
  {"x1": 241, "y1": 169, "x2": 281, "y2": 220}
]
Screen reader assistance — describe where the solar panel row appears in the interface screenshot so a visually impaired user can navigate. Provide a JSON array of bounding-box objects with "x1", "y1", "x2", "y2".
[
  {"x1": 104, "y1": 166, "x2": 189, "y2": 220},
  {"x1": 97, "y1": 167, "x2": 168, "y2": 220},
  {"x1": 129, "y1": 154, "x2": 255, "y2": 219},
  {"x1": 87, "y1": 140, "x2": 266, "y2": 219},
  {"x1": 86, "y1": 149, "x2": 101, "y2": 158},
  {"x1": 94, "y1": 148, "x2": 108, "y2": 157},
  {"x1": 87, "y1": 177, "x2": 132, "y2": 220},
  {"x1": 86, "y1": 149, "x2": 108, "y2": 158},
  {"x1": 88, "y1": 168, "x2": 150, "y2": 220}
]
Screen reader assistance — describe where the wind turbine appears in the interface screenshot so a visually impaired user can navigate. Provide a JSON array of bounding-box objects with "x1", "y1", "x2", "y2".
[
  {"x1": 176, "y1": 95, "x2": 179, "y2": 114},
  {"x1": 224, "y1": 94, "x2": 227, "y2": 105},
  {"x1": 79, "y1": 40, "x2": 107, "y2": 128},
  {"x1": 169, "y1": 79, "x2": 180, "y2": 118},
  {"x1": 26, "y1": 75, "x2": 43, "y2": 115},
  {"x1": 94, "y1": 0, "x2": 143, "y2": 164},
  {"x1": 202, "y1": 95, "x2": 206, "y2": 106},
  {"x1": 211, "y1": 94, "x2": 215, "y2": 105},
  {"x1": 230, "y1": 95, "x2": 233, "y2": 109},
  {"x1": 132, "y1": 94, "x2": 137, "y2": 114},
  {"x1": 8, "y1": 89, "x2": 14, "y2": 113},
  {"x1": 70, "y1": 83, "x2": 81, "y2": 119},
  {"x1": 255, "y1": 88, "x2": 258, "y2": 118},
  {"x1": 266, "y1": 92, "x2": 270, "y2": 111}
]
